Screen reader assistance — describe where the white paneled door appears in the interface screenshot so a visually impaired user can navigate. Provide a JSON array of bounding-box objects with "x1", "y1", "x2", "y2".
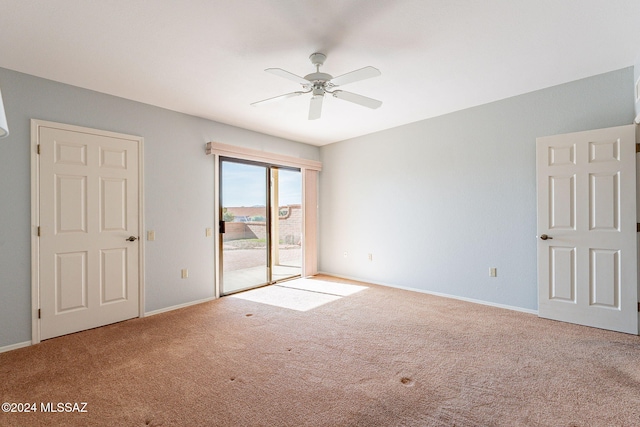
[
  {"x1": 37, "y1": 124, "x2": 141, "y2": 340},
  {"x1": 536, "y1": 124, "x2": 638, "y2": 334}
]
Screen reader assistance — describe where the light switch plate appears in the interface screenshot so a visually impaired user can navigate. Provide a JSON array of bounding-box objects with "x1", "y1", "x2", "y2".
[
  {"x1": 205, "y1": 227, "x2": 212, "y2": 237},
  {"x1": 147, "y1": 230, "x2": 155, "y2": 241}
]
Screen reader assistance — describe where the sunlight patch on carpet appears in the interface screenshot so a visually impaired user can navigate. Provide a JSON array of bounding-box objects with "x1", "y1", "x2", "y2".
[
  {"x1": 229, "y1": 279, "x2": 367, "y2": 311},
  {"x1": 230, "y1": 286, "x2": 341, "y2": 311},
  {"x1": 276, "y1": 278, "x2": 368, "y2": 296}
]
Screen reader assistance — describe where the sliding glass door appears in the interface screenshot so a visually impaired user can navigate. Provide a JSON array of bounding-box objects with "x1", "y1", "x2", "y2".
[
  {"x1": 220, "y1": 160, "x2": 268, "y2": 294},
  {"x1": 219, "y1": 158, "x2": 301, "y2": 295},
  {"x1": 271, "y1": 168, "x2": 302, "y2": 283}
]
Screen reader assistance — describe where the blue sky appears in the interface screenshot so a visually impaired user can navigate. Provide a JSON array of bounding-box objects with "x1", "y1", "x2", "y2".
[{"x1": 221, "y1": 161, "x2": 301, "y2": 207}]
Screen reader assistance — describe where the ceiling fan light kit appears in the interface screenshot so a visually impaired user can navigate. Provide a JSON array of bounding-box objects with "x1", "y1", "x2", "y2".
[{"x1": 251, "y1": 52, "x2": 382, "y2": 120}]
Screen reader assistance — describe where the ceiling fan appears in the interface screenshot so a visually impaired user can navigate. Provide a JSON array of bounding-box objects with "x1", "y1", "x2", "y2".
[{"x1": 251, "y1": 52, "x2": 382, "y2": 120}]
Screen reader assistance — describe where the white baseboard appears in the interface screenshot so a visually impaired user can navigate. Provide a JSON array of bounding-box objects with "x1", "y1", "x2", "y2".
[
  {"x1": 144, "y1": 296, "x2": 216, "y2": 317},
  {"x1": 317, "y1": 271, "x2": 538, "y2": 315},
  {"x1": 1, "y1": 297, "x2": 217, "y2": 353},
  {"x1": 0, "y1": 340, "x2": 32, "y2": 354}
]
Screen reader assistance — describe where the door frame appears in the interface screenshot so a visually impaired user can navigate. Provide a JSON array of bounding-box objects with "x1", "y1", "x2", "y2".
[
  {"x1": 30, "y1": 119, "x2": 145, "y2": 344},
  {"x1": 207, "y1": 142, "x2": 322, "y2": 298},
  {"x1": 637, "y1": 126, "x2": 640, "y2": 335}
]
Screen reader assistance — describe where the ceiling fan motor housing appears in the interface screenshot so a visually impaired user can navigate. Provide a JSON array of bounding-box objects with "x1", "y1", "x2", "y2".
[{"x1": 304, "y1": 72, "x2": 333, "y2": 83}]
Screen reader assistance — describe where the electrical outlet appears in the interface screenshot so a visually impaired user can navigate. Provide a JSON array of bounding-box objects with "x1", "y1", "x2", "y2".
[
  {"x1": 343, "y1": 252, "x2": 348, "y2": 258},
  {"x1": 147, "y1": 230, "x2": 155, "y2": 241},
  {"x1": 368, "y1": 253, "x2": 373, "y2": 261},
  {"x1": 181, "y1": 269, "x2": 188, "y2": 279},
  {"x1": 490, "y1": 267, "x2": 497, "y2": 277}
]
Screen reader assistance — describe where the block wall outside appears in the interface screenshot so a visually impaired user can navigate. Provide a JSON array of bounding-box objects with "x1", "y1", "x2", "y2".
[
  {"x1": 223, "y1": 205, "x2": 301, "y2": 244},
  {"x1": 277, "y1": 205, "x2": 302, "y2": 245}
]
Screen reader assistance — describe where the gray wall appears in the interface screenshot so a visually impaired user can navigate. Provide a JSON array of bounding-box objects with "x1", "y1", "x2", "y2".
[
  {"x1": 319, "y1": 67, "x2": 635, "y2": 311},
  {"x1": 0, "y1": 68, "x2": 319, "y2": 348}
]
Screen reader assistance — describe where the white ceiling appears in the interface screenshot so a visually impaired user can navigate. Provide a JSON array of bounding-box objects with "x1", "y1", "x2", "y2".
[{"x1": 1, "y1": 0, "x2": 639, "y2": 146}]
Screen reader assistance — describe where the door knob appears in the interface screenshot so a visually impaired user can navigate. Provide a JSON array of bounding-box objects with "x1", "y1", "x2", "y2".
[
  {"x1": 540, "y1": 234, "x2": 552, "y2": 240},
  {"x1": 126, "y1": 236, "x2": 138, "y2": 242}
]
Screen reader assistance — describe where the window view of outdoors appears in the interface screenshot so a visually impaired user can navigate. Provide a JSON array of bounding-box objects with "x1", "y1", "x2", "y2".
[{"x1": 221, "y1": 161, "x2": 301, "y2": 294}]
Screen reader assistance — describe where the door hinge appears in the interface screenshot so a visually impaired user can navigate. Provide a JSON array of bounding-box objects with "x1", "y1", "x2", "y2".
[
  {"x1": 37, "y1": 226, "x2": 41, "y2": 237},
  {"x1": 37, "y1": 144, "x2": 40, "y2": 154},
  {"x1": 38, "y1": 309, "x2": 41, "y2": 319},
  {"x1": 637, "y1": 223, "x2": 640, "y2": 233},
  {"x1": 637, "y1": 302, "x2": 640, "y2": 313},
  {"x1": 636, "y1": 144, "x2": 640, "y2": 153},
  {"x1": 219, "y1": 220, "x2": 226, "y2": 234}
]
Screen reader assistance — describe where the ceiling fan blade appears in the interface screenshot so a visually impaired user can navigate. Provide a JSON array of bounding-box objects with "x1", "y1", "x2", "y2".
[
  {"x1": 251, "y1": 91, "x2": 306, "y2": 106},
  {"x1": 332, "y1": 90, "x2": 382, "y2": 109},
  {"x1": 330, "y1": 66, "x2": 381, "y2": 87},
  {"x1": 308, "y1": 95, "x2": 323, "y2": 120},
  {"x1": 265, "y1": 68, "x2": 309, "y2": 85}
]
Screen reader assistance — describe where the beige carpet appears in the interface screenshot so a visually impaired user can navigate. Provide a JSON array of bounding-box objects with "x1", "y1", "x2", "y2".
[{"x1": 2, "y1": 275, "x2": 640, "y2": 426}]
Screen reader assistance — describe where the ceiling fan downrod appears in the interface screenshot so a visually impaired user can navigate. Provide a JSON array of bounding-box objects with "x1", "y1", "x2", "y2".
[{"x1": 304, "y1": 53, "x2": 333, "y2": 88}]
